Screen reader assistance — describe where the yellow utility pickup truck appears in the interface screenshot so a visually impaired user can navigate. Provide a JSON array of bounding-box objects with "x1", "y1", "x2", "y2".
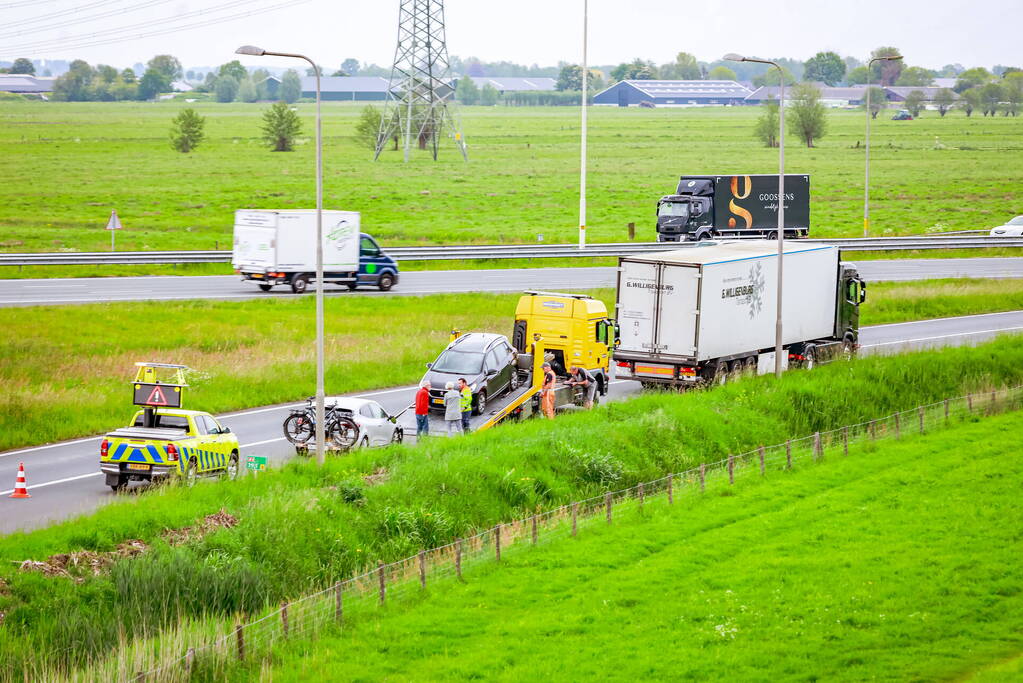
[{"x1": 99, "y1": 362, "x2": 240, "y2": 491}]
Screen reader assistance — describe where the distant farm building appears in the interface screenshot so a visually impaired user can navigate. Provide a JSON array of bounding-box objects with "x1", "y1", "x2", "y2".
[
  {"x1": 454, "y1": 76, "x2": 557, "y2": 93},
  {"x1": 593, "y1": 80, "x2": 751, "y2": 106},
  {"x1": 301, "y1": 76, "x2": 390, "y2": 101},
  {"x1": 0, "y1": 75, "x2": 55, "y2": 94},
  {"x1": 745, "y1": 84, "x2": 957, "y2": 107}
]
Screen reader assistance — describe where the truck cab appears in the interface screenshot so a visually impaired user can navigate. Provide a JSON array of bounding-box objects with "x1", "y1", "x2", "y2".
[{"x1": 510, "y1": 291, "x2": 616, "y2": 394}]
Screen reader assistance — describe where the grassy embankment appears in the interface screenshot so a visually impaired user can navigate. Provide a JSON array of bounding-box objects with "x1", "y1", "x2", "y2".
[
  {"x1": 4, "y1": 279, "x2": 1023, "y2": 452},
  {"x1": 1, "y1": 100, "x2": 1021, "y2": 261},
  {"x1": 1, "y1": 338, "x2": 1021, "y2": 679},
  {"x1": 226, "y1": 411, "x2": 1023, "y2": 682}
]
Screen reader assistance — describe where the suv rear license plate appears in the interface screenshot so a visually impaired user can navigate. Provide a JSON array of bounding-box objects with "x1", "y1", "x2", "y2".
[{"x1": 128, "y1": 463, "x2": 151, "y2": 471}]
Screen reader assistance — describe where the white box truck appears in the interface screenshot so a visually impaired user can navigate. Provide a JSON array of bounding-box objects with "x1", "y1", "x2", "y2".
[
  {"x1": 232, "y1": 209, "x2": 399, "y2": 293},
  {"x1": 614, "y1": 241, "x2": 866, "y2": 386}
]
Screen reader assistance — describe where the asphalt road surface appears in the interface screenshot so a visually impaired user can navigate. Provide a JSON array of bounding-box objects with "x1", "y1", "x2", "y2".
[
  {"x1": 2, "y1": 257, "x2": 1022, "y2": 307},
  {"x1": 3, "y1": 310, "x2": 1023, "y2": 535}
]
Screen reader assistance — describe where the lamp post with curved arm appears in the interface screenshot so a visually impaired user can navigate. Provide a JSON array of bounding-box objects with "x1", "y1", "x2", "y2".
[
  {"x1": 864, "y1": 54, "x2": 903, "y2": 237},
  {"x1": 237, "y1": 45, "x2": 326, "y2": 466}
]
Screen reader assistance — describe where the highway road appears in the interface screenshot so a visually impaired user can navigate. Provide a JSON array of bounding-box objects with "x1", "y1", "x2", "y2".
[
  {"x1": 3, "y1": 310, "x2": 1023, "y2": 535},
  {"x1": 2, "y1": 257, "x2": 1023, "y2": 307}
]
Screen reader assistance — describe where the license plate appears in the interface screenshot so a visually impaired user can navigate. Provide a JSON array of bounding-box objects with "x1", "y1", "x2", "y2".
[
  {"x1": 128, "y1": 463, "x2": 151, "y2": 471},
  {"x1": 251, "y1": 273, "x2": 263, "y2": 279},
  {"x1": 432, "y1": 398, "x2": 444, "y2": 404}
]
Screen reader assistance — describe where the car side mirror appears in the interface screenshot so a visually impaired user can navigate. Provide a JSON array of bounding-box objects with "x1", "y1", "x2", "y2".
[
  {"x1": 487, "y1": 369, "x2": 498, "y2": 377},
  {"x1": 221, "y1": 426, "x2": 231, "y2": 434},
  {"x1": 426, "y1": 362, "x2": 433, "y2": 369}
]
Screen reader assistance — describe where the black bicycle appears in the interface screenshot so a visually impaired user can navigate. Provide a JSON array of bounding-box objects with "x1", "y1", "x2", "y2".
[{"x1": 283, "y1": 398, "x2": 360, "y2": 450}]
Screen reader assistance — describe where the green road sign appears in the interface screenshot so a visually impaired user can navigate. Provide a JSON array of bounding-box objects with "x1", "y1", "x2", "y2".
[{"x1": 245, "y1": 455, "x2": 268, "y2": 472}]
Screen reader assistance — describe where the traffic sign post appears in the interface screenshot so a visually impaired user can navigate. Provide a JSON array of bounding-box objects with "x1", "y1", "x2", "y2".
[{"x1": 106, "y1": 210, "x2": 122, "y2": 252}]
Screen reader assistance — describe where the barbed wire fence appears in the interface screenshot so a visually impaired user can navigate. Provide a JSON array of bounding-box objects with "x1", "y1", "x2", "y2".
[{"x1": 98, "y1": 385, "x2": 1021, "y2": 682}]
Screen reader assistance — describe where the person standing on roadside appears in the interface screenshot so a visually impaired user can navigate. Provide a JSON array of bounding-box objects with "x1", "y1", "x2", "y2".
[
  {"x1": 541, "y1": 362, "x2": 556, "y2": 419},
  {"x1": 567, "y1": 365, "x2": 597, "y2": 410},
  {"x1": 413, "y1": 380, "x2": 431, "y2": 439},
  {"x1": 443, "y1": 381, "x2": 463, "y2": 436},
  {"x1": 458, "y1": 378, "x2": 473, "y2": 433}
]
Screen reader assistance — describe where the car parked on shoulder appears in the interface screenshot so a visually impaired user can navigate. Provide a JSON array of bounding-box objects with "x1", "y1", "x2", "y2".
[
  {"x1": 422, "y1": 333, "x2": 519, "y2": 415},
  {"x1": 323, "y1": 396, "x2": 404, "y2": 448},
  {"x1": 990, "y1": 216, "x2": 1023, "y2": 237}
]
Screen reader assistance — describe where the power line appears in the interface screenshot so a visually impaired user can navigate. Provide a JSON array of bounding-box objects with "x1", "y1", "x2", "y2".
[
  {"x1": 0, "y1": 0, "x2": 175, "y2": 39},
  {"x1": 2, "y1": 0, "x2": 124, "y2": 29},
  {"x1": 0, "y1": 0, "x2": 311, "y2": 56}
]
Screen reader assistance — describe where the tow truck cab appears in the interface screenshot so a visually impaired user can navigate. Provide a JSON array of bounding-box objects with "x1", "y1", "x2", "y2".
[{"x1": 510, "y1": 291, "x2": 617, "y2": 394}]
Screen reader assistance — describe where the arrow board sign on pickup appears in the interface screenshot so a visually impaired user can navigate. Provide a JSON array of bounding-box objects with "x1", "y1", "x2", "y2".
[{"x1": 133, "y1": 382, "x2": 183, "y2": 408}]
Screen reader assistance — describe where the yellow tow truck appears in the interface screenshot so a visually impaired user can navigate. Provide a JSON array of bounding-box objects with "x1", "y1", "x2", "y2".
[
  {"x1": 99, "y1": 363, "x2": 240, "y2": 491},
  {"x1": 477, "y1": 291, "x2": 618, "y2": 430}
]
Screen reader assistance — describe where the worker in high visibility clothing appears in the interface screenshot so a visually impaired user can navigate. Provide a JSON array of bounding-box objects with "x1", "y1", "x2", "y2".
[
  {"x1": 458, "y1": 378, "x2": 473, "y2": 432},
  {"x1": 541, "y1": 362, "x2": 556, "y2": 419}
]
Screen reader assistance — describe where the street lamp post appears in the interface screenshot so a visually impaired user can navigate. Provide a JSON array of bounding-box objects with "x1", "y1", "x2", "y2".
[
  {"x1": 726, "y1": 53, "x2": 785, "y2": 378},
  {"x1": 578, "y1": 0, "x2": 588, "y2": 249},
  {"x1": 863, "y1": 54, "x2": 903, "y2": 237},
  {"x1": 237, "y1": 45, "x2": 326, "y2": 466}
]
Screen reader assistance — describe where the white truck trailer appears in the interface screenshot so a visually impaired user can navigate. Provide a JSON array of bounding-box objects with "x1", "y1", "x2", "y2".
[
  {"x1": 614, "y1": 241, "x2": 866, "y2": 386},
  {"x1": 231, "y1": 209, "x2": 400, "y2": 293}
]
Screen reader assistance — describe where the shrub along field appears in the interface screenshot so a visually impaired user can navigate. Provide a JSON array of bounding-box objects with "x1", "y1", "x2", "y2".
[
  {"x1": 1, "y1": 100, "x2": 1021, "y2": 255},
  {"x1": 0, "y1": 338, "x2": 1021, "y2": 679},
  {"x1": 233, "y1": 412, "x2": 1023, "y2": 682},
  {"x1": 3, "y1": 279, "x2": 1023, "y2": 452}
]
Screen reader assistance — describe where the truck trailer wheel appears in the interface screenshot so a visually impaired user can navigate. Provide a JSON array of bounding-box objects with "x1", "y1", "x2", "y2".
[
  {"x1": 291, "y1": 274, "x2": 309, "y2": 294},
  {"x1": 802, "y1": 345, "x2": 818, "y2": 370},
  {"x1": 258, "y1": 283, "x2": 273, "y2": 292}
]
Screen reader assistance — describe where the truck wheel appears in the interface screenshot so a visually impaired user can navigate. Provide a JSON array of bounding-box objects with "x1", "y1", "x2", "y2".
[
  {"x1": 185, "y1": 457, "x2": 198, "y2": 487},
  {"x1": 473, "y1": 390, "x2": 488, "y2": 415},
  {"x1": 347, "y1": 282, "x2": 359, "y2": 291},
  {"x1": 803, "y1": 345, "x2": 818, "y2": 370},
  {"x1": 743, "y1": 356, "x2": 758, "y2": 375},
  {"x1": 766, "y1": 231, "x2": 778, "y2": 241},
  {"x1": 291, "y1": 274, "x2": 309, "y2": 294},
  {"x1": 258, "y1": 283, "x2": 273, "y2": 292},
  {"x1": 225, "y1": 452, "x2": 239, "y2": 480},
  {"x1": 378, "y1": 273, "x2": 395, "y2": 292}
]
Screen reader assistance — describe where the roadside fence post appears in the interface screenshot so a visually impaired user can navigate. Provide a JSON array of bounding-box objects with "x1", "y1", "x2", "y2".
[
  {"x1": 455, "y1": 538, "x2": 463, "y2": 580},
  {"x1": 281, "y1": 601, "x2": 289, "y2": 638},
  {"x1": 728, "y1": 455, "x2": 734, "y2": 485},
  {"x1": 699, "y1": 463, "x2": 705, "y2": 492},
  {"x1": 495, "y1": 525, "x2": 502, "y2": 562},
  {"x1": 842, "y1": 426, "x2": 849, "y2": 456},
  {"x1": 758, "y1": 445, "x2": 765, "y2": 476},
  {"x1": 990, "y1": 389, "x2": 997, "y2": 414},
  {"x1": 869, "y1": 420, "x2": 876, "y2": 440},
  {"x1": 894, "y1": 413, "x2": 901, "y2": 440},
  {"x1": 571, "y1": 503, "x2": 579, "y2": 536},
  {"x1": 605, "y1": 492, "x2": 613, "y2": 524},
  {"x1": 667, "y1": 474, "x2": 674, "y2": 504},
  {"x1": 418, "y1": 550, "x2": 426, "y2": 589},
  {"x1": 944, "y1": 398, "x2": 949, "y2": 421},
  {"x1": 378, "y1": 563, "x2": 386, "y2": 605},
  {"x1": 185, "y1": 647, "x2": 195, "y2": 673},
  {"x1": 638, "y1": 482, "x2": 645, "y2": 507},
  {"x1": 334, "y1": 582, "x2": 343, "y2": 623},
  {"x1": 918, "y1": 406, "x2": 925, "y2": 434},
  {"x1": 531, "y1": 515, "x2": 538, "y2": 545},
  {"x1": 785, "y1": 440, "x2": 792, "y2": 469},
  {"x1": 235, "y1": 623, "x2": 245, "y2": 662},
  {"x1": 968, "y1": 393, "x2": 973, "y2": 412},
  {"x1": 813, "y1": 432, "x2": 821, "y2": 460}
]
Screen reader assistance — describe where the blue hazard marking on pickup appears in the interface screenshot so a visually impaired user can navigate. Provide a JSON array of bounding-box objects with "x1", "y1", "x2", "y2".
[
  {"x1": 147, "y1": 445, "x2": 161, "y2": 462},
  {"x1": 112, "y1": 443, "x2": 127, "y2": 461},
  {"x1": 127, "y1": 448, "x2": 149, "y2": 463}
]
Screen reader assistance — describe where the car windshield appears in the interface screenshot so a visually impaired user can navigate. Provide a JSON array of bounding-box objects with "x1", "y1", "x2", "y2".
[
  {"x1": 432, "y1": 349, "x2": 484, "y2": 374},
  {"x1": 1008, "y1": 216, "x2": 1023, "y2": 226},
  {"x1": 658, "y1": 202, "x2": 689, "y2": 218}
]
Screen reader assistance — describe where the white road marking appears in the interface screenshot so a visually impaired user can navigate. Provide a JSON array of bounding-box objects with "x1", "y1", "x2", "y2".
[
  {"x1": 0, "y1": 436, "x2": 102, "y2": 459},
  {"x1": 0, "y1": 471, "x2": 102, "y2": 495},
  {"x1": 861, "y1": 326, "x2": 1023, "y2": 348},
  {"x1": 240, "y1": 437, "x2": 286, "y2": 448},
  {"x1": 864, "y1": 310, "x2": 1023, "y2": 329}
]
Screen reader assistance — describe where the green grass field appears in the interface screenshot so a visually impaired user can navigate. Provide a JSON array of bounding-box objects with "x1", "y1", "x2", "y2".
[
  {"x1": 3, "y1": 279, "x2": 1023, "y2": 452},
  {"x1": 1, "y1": 101, "x2": 1021, "y2": 256},
  {"x1": 237, "y1": 410, "x2": 1023, "y2": 682},
  {"x1": 1, "y1": 339, "x2": 1020, "y2": 680}
]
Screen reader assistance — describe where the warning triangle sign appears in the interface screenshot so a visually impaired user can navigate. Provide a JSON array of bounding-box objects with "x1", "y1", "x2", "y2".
[
  {"x1": 146, "y1": 385, "x2": 169, "y2": 406},
  {"x1": 106, "y1": 210, "x2": 122, "y2": 231}
]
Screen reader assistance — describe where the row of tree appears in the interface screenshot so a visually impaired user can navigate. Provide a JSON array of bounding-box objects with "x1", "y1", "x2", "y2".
[
  {"x1": 194, "y1": 61, "x2": 302, "y2": 103},
  {"x1": 51, "y1": 55, "x2": 181, "y2": 101}
]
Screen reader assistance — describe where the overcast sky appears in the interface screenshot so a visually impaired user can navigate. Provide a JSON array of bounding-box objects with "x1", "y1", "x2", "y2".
[{"x1": 2, "y1": 0, "x2": 1019, "y2": 71}]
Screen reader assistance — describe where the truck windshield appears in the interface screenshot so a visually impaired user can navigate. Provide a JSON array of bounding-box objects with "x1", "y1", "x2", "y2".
[
  {"x1": 658, "y1": 202, "x2": 689, "y2": 218},
  {"x1": 432, "y1": 349, "x2": 484, "y2": 374}
]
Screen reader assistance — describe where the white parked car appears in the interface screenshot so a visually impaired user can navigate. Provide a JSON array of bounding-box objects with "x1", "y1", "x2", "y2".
[
  {"x1": 325, "y1": 397, "x2": 404, "y2": 449},
  {"x1": 990, "y1": 216, "x2": 1023, "y2": 236}
]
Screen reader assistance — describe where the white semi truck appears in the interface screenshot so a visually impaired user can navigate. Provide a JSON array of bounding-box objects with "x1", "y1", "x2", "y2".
[{"x1": 614, "y1": 241, "x2": 866, "y2": 386}]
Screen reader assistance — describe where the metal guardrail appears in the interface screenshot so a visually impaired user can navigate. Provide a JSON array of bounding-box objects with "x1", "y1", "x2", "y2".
[{"x1": 1, "y1": 236, "x2": 1020, "y2": 266}]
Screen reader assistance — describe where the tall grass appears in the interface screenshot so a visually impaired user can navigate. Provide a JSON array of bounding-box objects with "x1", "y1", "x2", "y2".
[{"x1": 1, "y1": 336, "x2": 1022, "y2": 679}]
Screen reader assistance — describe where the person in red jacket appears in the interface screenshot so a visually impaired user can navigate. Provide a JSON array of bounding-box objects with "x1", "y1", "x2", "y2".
[{"x1": 414, "y1": 381, "x2": 431, "y2": 439}]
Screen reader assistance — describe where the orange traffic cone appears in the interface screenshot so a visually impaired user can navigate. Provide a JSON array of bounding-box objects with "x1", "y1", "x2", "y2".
[{"x1": 9, "y1": 462, "x2": 30, "y2": 499}]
